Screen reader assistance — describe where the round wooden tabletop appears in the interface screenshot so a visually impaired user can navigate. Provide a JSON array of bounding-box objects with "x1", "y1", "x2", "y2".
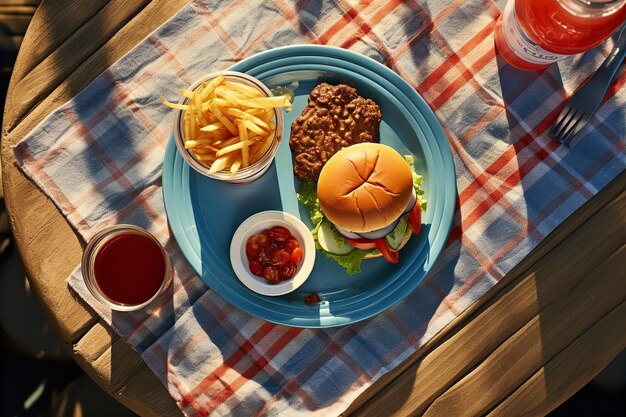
[{"x1": 2, "y1": 1, "x2": 624, "y2": 416}]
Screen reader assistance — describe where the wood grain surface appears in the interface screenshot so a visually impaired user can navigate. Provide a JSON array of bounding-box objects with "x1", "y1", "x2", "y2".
[{"x1": 2, "y1": 1, "x2": 624, "y2": 416}]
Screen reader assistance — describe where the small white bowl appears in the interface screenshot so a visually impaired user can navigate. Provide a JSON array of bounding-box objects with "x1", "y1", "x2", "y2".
[{"x1": 230, "y1": 211, "x2": 315, "y2": 296}]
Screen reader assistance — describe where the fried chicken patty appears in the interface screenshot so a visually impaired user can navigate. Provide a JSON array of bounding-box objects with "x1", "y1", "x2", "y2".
[{"x1": 289, "y1": 83, "x2": 382, "y2": 182}]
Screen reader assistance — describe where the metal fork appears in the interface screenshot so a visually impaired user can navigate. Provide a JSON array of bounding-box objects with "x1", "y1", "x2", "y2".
[{"x1": 549, "y1": 23, "x2": 626, "y2": 147}]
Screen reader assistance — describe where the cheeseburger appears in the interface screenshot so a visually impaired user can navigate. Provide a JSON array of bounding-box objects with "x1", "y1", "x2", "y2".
[{"x1": 298, "y1": 142, "x2": 426, "y2": 274}]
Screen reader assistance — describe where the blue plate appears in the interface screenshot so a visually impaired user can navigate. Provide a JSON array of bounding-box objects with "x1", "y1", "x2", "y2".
[{"x1": 162, "y1": 45, "x2": 456, "y2": 328}]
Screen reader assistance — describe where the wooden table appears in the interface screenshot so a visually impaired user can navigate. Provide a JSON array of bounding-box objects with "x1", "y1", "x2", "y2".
[{"x1": 2, "y1": 1, "x2": 624, "y2": 416}]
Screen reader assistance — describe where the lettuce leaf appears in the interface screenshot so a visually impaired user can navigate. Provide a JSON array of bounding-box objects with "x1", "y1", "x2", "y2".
[
  {"x1": 296, "y1": 181, "x2": 323, "y2": 226},
  {"x1": 405, "y1": 154, "x2": 428, "y2": 211},
  {"x1": 297, "y1": 181, "x2": 375, "y2": 275},
  {"x1": 322, "y1": 248, "x2": 373, "y2": 275}
]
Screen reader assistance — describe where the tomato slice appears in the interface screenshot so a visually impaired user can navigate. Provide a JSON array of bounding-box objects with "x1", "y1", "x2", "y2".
[
  {"x1": 346, "y1": 238, "x2": 377, "y2": 250},
  {"x1": 284, "y1": 238, "x2": 299, "y2": 253},
  {"x1": 245, "y1": 240, "x2": 260, "y2": 259},
  {"x1": 263, "y1": 266, "x2": 281, "y2": 284},
  {"x1": 267, "y1": 225, "x2": 291, "y2": 242},
  {"x1": 374, "y1": 238, "x2": 399, "y2": 264},
  {"x1": 279, "y1": 263, "x2": 297, "y2": 280},
  {"x1": 408, "y1": 203, "x2": 422, "y2": 235},
  {"x1": 271, "y1": 249, "x2": 291, "y2": 265},
  {"x1": 290, "y1": 246, "x2": 303, "y2": 263},
  {"x1": 249, "y1": 260, "x2": 264, "y2": 276}
]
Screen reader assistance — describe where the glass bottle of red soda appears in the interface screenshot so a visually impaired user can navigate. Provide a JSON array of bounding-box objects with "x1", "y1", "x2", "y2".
[{"x1": 495, "y1": 0, "x2": 626, "y2": 71}]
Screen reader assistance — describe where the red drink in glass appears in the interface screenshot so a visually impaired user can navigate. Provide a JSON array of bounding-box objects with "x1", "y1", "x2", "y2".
[
  {"x1": 82, "y1": 225, "x2": 172, "y2": 311},
  {"x1": 495, "y1": 0, "x2": 626, "y2": 71}
]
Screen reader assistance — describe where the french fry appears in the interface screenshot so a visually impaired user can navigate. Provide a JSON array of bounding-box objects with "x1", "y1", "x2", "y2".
[
  {"x1": 163, "y1": 73, "x2": 291, "y2": 175},
  {"x1": 199, "y1": 121, "x2": 225, "y2": 132},
  {"x1": 214, "y1": 135, "x2": 242, "y2": 147},
  {"x1": 209, "y1": 102, "x2": 237, "y2": 135},
  {"x1": 194, "y1": 153, "x2": 217, "y2": 163},
  {"x1": 223, "y1": 107, "x2": 270, "y2": 131},
  {"x1": 215, "y1": 139, "x2": 253, "y2": 157},
  {"x1": 250, "y1": 134, "x2": 274, "y2": 161},
  {"x1": 160, "y1": 95, "x2": 192, "y2": 111},
  {"x1": 209, "y1": 152, "x2": 237, "y2": 174},
  {"x1": 194, "y1": 89, "x2": 209, "y2": 125},
  {"x1": 184, "y1": 140, "x2": 220, "y2": 152},
  {"x1": 230, "y1": 156, "x2": 242, "y2": 174},
  {"x1": 221, "y1": 81, "x2": 261, "y2": 96},
  {"x1": 237, "y1": 120, "x2": 250, "y2": 167},
  {"x1": 199, "y1": 74, "x2": 224, "y2": 100},
  {"x1": 243, "y1": 119, "x2": 267, "y2": 136}
]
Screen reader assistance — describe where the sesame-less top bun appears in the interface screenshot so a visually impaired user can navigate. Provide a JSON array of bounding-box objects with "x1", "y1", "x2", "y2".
[{"x1": 317, "y1": 143, "x2": 413, "y2": 233}]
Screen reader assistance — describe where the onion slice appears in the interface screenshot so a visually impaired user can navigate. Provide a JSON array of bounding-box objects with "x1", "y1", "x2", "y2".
[
  {"x1": 355, "y1": 218, "x2": 400, "y2": 240},
  {"x1": 403, "y1": 188, "x2": 417, "y2": 214},
  {"x1": 333, "y1": 224, "x2": 362, "y2": 240}
]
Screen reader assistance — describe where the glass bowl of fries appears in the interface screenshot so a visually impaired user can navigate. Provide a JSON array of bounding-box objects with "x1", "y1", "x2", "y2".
[{"x1": 166, "y1": 71, "x2": 290, "y2": 183}]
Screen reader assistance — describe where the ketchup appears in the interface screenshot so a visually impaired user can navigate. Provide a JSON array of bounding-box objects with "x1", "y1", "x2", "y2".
[
  {"x1": 304, "y1": 293, "x2": 320, "y2": 305},
  {"x1": 246, "y1": 226, "x2": 303, "y2": 284},
  {"x1": 495, "y1": 0, "x2": 626, "y2": 71},
  {"x1": 93, "y1": 232, "x2": 166, "y2": 305}
]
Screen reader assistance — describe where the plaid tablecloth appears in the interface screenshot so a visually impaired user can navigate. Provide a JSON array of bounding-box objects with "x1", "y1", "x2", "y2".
[{"x1": 13, "y1": 0, "x2": 626, "y2": 416}]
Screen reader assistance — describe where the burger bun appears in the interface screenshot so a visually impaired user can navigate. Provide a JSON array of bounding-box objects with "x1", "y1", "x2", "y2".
[{"x1": 317, "y1": 143, "x2": 414, "y2": 234}]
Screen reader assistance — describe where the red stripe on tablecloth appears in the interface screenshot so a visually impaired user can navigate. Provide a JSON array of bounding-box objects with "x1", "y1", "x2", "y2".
[
  {"x1": 146, "y1": 31, "x2": 197, "y2": 88},
  {"x1": 390, "y1": 0, "x2": 457, "y2": 60},
  {"x1": 68, "y1": 120, "x2": 134, "y2": 195},
  {"x1": 369, "y1": 0, "x2": 403, "y2": 22},
  {"x1": 428, "y1": 33, "x2": 496, "y2": 110},
  {"x1": 444, "y1": 73, "x2": 624, "y2": 297},
  {"x1": 385, "y1": 0, "x2": 502, "y2": 117},
  {"x1": 459, "y1": 112, "x2": 555, "y2": 203},
  {"x1": 335, "y1": 1, "x2": 398, "y2": 69},
  {"x1": 449, "y1": 69, "x2": 559, "y2": 202},
  {"x1": 528, "y1": 124, "x2": 626, "y2": 227},
  {"x1": 171, "y1": 301, "x2": 237, "y2": 412},
  {"x1": 385, "y1": 14, "x2": 501, "y2": 133},
  {"x1": 179, "y1": 321, "x2": 275, "y2": 411},
  {"x1": 202, "y1": 0, "x2": 306, "y2": 59},
  {"x1": 437, "y1": 47, "x2": 497, "y2": 110},
  {"x1": 255, "y1": 327, "x2": 318, "y2": 410},
  {"x1": 316, "y1": 4, "x2": 357, "y2": 44},
  {"x1": 167, "y1": 318, "x2": 224, "y2": 371},
  {"x1": 161, "y1": 298, "x2": 224, "y2": 404},
  {"x1": 485, "y1": 140, "x2": 624, "y2": 276},
  {"x1": 272, "y1": 0, "x2": 317, "y2": 42},
  {"x1": 251, "y1": 323, "x2": 374, "y2": 416},
  {"x1": 391, "y1": 0, "x2": 497, "y2": 71},
  {"x1": 249, "y1": 339, "x2": 324, "y2": 417},
  {"x1": 112, "y1": 185, "x2": 164, "y2": 227},
  {"x1": 118, "y1": 37, "x2": 188, "y2": 143},
  {"x1": 69, "y1": 76, "x2": 164, "y2": 211},
  {"x1": 204, "y1": 327, "x2": 305, "y2": 413},
  {"x1": 12, "y1": 146, "x2": 91, "y2": 232},
  {"x1": 451, "y1": 111, "x2": 559, "y2": 240},
  {"x1": 23, "y1": 73, "x2": 123, "y2": 188},
  {"x1": 460, "y1": 107, "x2": 503, "y2": 148},
  {"x1": 126, "y1": 244, "x2": 208, "y2": 346},
  {"x1": 451, "y1": 129, "x2": 626, "y2": 305},
  {"x1": 338, "y1": 0, "x2": 402, "y2": 50},
  {"x1": 449, "y1": 75, "x2": 624, "y2": 245},
  {"x1": 418, "y1": 21, "x2": 496, "y2": 94},
  {"x1": 183, "y1": 322, "x2": 314, "y2": 415},
  {"x1": 194, "y1": 1, "x2": 242, "y2": 60},
  {"x1": 328, "y1": 339, "x2": 369, "y2": 383}
]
